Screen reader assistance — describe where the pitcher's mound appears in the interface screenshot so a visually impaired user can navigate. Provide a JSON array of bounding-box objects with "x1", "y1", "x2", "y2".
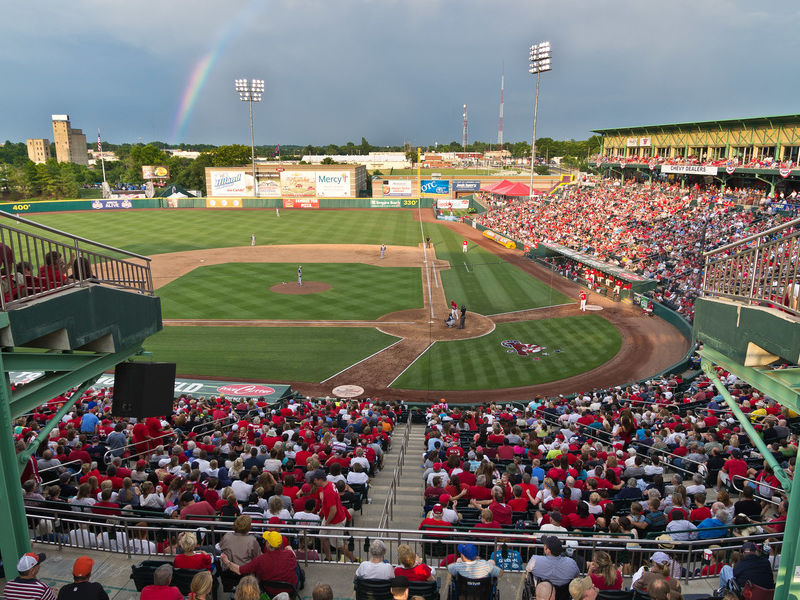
[{"x1": 270, "y1": 281, "x2": 331, "y2": 294}]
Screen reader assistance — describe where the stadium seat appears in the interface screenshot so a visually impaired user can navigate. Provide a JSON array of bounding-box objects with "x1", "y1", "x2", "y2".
[
  {"x1": 448, "y1": 573, "x2": 499, "y2": 600},
  {"x1": 598, "y1": 590, "x2": 634, "y2": 600},
  {"x1": 260, "y1": 578, "x2": 301, "y2": 600}
]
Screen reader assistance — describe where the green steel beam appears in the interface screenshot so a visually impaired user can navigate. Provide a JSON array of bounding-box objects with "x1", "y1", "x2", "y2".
[
  {"x1": 0, "y1": 352, "x2": 107, "y2": 372},
  {"x1": 8, "y1": 344, "x2": 142, "y2": 418},
  {"x1": 15, "y1": 377, "x2": 97, "y2": 471},
  {"x1": 700, "y1": 348, "x2": 792, "y2": 492}
]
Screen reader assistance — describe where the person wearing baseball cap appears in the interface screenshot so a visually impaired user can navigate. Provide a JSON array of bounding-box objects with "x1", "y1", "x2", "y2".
[
  {"x1": 220, "y1": 527, "x2": 300, "y2": 593},
  {"x1": 447, "y1": 543, "x2": 502, "y2": 579},
  {"x1": 733, "y1": 540, "x2": 774, "y2": 590},
  {"x1": 3, "y1": 552, "x2": 56, "y2": 600},
  {"x1": 56, "y1": 556, "x2": 109, "y2": 600},
  {"x1": 525, "y1": 536, "x2": 579, "y2": 585}
]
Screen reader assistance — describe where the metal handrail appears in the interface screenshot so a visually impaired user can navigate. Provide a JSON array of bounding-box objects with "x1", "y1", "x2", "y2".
[
  {"x1": 101, "y1": 430, "x2": 177, "y2": 465},
  {"x1": 378, "y1": 416, "x2": 411, "y2": 529}
]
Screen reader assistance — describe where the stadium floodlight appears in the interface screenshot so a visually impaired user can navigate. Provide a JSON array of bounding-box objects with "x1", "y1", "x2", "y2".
[
  {"x1": 234, "y1": 78, "x2": 265, "y2": 197},
  {"x1": 528, "y1": 41, "x2": 552, "y2": 199}
]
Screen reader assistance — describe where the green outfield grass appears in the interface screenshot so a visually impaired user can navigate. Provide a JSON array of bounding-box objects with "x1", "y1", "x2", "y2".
[
  {"x1": 159, "y1": 263, "x2": 422, "y2": 320},
  {"x1": 422, "y1": 222, "x2": 571, "y2": 315},
  {"x1": 143, "y1": 326, "x2": 399, "y2": 381},
  {"x1": 391, "y1": 316, "x2": 621, "y2": 390},
  {"x1": 25, "y1": 209, "x2": 422, "y2": 255}
]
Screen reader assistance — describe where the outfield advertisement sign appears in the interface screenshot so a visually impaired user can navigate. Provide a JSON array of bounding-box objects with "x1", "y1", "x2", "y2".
[
  {"x1": 283, "y1": 198, "x2": 319, "y2": 208},
  {"x1": 280, "y1": 171, "x2": 316, "y2": 196},
  {"x1": 437, "y1": 198, "x2": 470, "y2": 209},
  {"x1": 316, "y1": 171, "x2": 351, "y2": 197},
  {"x1": 142, "y1": 165, "x2": 170, "y2": 179},
  {"x1": 421, "y1": 179, "x2": 450, "y2": 196},
  {"x1": 257, "y1": 173, "x2": 281, "y2": 197},
  {"x1": 206, "y1": 198, "x2": 242, "y2": 208},
  {"x1": 211, "y1": 170, "x2": 253, "y2": 196},
  {"x1": 91, "y1": 199, "x2": 134, "y2": 210},
  {"x1": 453, "y1": 180, "x2": 480, "y2": 192},
  {"x1": 8, "y1": 371, "x2": 292, "y2": 400},
  {"x1": 382, "y1": 180, "x2": 413, "y2": 197},
  {"x1": 370, "y1": 199, "x2": 401, "y2": 208},
  {"x1": 661, "y1": 165, "x2": 718, "y2": 176}
]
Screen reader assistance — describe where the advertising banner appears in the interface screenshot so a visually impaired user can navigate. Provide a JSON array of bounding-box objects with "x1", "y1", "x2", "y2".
[
  {"x1": 661, "y1": 165, "x2": 718, "y2": 176},
  {"x1": 453, "y1": 180, "x2": 480, "y2": 192},
  {"x1": 482, "y1": 229, "x2": 516, "y2": 249},
  {"x1": 639, "y1": 137, "x2": 652, "y2": 147},
  {"x1": 420, "y1": 179, "x2": 450, "y2": 196},
  {"x1": 316, "y1": 171, "x2": 351, "y2": 197},
  {"x1": 437, "y1": 198, "x2": 469, "y2": 209},
  {"x1": 283, "y1": 198, "x2": 319, "y2": 209},
  {"x1": 206, "y1": 198, "x2": 242, "y2": 208},
  {"x1": 257, "y1": 173, "x2": 281, "y2": 197},
  {"x1": 370, "y1": 199, "x2": 401, "y2": 208},
  {"x1": 626, "y1": 137, "x2": 638, "y2": 147},
  {"x1": 210, "y1": 170, "x2": 253, "y2": 196},
  {"x1": 92, "y1": 199, "x2": 134, "y2": 209},
  {"x1": 280, "y1": 171, "x2": 316, "y2": 196},
  {"x1": 142, "y1": 165, "x2": 170, "y2": 179},
  {"x1": 382, "y1": 180, "x2": 412, "y2": 197}
]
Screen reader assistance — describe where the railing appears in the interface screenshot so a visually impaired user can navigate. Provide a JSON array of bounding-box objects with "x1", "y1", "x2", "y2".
[
  {"x1": 24, "y1": 504, "x2": 783, "y2": 584},
  {"x1": 703, "y1": 215, "x2": 800, "y2": 316},
  {"x1": 0, "y1": 211, "x2": 153, "y2": 310},
  {"x1": 378, "y1": 417, "x2": 412, "y2": 530}
]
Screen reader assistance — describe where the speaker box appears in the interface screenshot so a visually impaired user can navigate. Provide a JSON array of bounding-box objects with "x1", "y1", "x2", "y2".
[{"x1": 111, "y1": 362, "x2": 176, "y2": 417}]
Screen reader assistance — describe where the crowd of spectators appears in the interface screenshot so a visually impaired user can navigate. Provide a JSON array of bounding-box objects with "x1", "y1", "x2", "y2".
[
  {"x1": 475, "y1": 179, "x2": 794, "y2": 321},
  {"x1": 14, "y1": 385, "x2": 402, "y2": 598},
  {"x1": 404, "y1": 374, "x2": 796, "y2": 598},
  {"x1": 594, "y1": 153, "x2": 800, "y2": 173}
]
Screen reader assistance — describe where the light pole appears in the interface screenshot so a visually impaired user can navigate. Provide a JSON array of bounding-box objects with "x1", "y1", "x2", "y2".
[
  {"x1": 234, "y1": 78, "x2": 264, "y2": 197},
  {"x1": 528, "y1": 41, "x2": 551, "y2": 199}
]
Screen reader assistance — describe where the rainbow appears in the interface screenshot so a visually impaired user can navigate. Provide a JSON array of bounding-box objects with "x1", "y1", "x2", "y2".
[{"x1": 170, "y1": 0, "x2": 267, "y2": 143}]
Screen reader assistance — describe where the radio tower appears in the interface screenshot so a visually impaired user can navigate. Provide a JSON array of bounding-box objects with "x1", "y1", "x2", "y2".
[
  {"x1": 498, "y1": 61, "x2": 505, "y2": 149},
  {"x1": 462, "y1": 104, "x2": 468, "y2": 149}
]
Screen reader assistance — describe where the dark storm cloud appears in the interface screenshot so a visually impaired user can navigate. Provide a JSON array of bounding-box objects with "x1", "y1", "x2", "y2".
[{"x1": 2, "y1": 0, "x2": 799, "y2": 146}]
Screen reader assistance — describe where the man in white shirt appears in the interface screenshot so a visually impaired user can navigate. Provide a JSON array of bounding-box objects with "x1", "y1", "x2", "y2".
[
  {"x1": 231, "y1": 473, "x2": 253, "y2": 502},
  {"x1": 350, "y1": 449, "x2": 370, "y2": 471}
]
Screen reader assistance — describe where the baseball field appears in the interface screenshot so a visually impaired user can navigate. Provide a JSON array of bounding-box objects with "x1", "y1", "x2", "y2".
[{"x1": 22, "y1": 207, "x2": 688, "y2": 400}]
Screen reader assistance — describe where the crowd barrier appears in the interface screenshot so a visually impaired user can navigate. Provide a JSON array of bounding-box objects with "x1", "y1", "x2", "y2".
[{"x1": 24, "y1": 503, "x2": 780, "y2": 585}]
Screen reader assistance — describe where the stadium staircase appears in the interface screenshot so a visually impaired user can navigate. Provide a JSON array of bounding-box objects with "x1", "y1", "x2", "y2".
[
  {"x1": 0, "y1": 211, "x2": 161, "y2": 577},
  {"x1": 693, "y1": 215, "x2": 800, "y2": 600}
]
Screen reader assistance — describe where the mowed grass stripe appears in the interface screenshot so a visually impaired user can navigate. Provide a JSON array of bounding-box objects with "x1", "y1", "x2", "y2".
[
  {"x1": 159, "y1": 263, "x2": 422, "y2": 320},
  {"x1": 25, "y1": 210, "x2": 422, "y2": 256},
  {"x1": 421, "y1": 221, "x2": 570, "y2": 314},
  {"x1": 390, "y1": 315, "x2": 621, "y2": 390},
  {"x1": 142, "y1": 326, "x2": 399, "y2": 382}
]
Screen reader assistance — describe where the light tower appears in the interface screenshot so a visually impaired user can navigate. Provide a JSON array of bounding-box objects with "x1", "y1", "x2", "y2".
[
  {"x1": 528, "y1": 41, "x2": 552, "y2": 199},
  {"x1": 498, "y1": 61, "x2": 505, "y2": 149},
  {"x1": 234, "y1": 78, "x2": 264, "y2": 197},
  {"x1": 462, "y1": 104, "x2": 468, "y2": 150}
]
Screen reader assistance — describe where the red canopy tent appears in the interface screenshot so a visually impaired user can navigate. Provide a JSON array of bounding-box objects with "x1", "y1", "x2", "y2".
[
  {"x1": 493, "y1": 181, "x2": 531, "y2": 197},
  {"x1": 481, "y1": 179, "x2": 514, "y2": 192}
]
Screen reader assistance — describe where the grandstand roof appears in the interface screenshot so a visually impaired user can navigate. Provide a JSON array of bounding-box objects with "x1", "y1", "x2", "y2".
[{"x1": 592, "y1": 113, "x2": 800, "y2": 135}]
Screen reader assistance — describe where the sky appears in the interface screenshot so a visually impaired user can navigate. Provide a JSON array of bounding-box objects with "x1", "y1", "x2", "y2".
[{"x1": 3, "y1": 0, "x2": 800, "y2": 147}]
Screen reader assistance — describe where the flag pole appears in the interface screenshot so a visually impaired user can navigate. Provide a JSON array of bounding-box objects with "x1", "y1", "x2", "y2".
[{"x1": 98, "y1": 129, "x2": 107, "y2": 185}]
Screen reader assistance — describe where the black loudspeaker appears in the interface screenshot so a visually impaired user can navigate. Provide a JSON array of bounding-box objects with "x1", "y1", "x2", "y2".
[{"x1": 111, "y1": 362, "x2": 176, "y2": 417}]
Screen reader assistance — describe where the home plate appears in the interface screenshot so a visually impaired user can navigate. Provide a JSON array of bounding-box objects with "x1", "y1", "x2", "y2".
[{"x1": 584, "y1": 305, "x2": 603, "y2": 311}]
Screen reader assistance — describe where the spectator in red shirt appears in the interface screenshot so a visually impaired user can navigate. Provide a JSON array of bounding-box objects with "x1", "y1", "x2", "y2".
[
  {"x1": 717, "y1": 448, "x2": 748, "y2": 491},
  {"x1": 419, "y1": 504, "x2": 455, "y2": 535},
  {"x1": 221, "y1": 530, "x2": 299, "y2": 592},
  {"x1": 587, "y1": 550, "x2": 623, "y2": 590},
  {"x1": 311, "y1": 469, "x2": 357, "y2": 562},
  {"x1": 178, "y1": 491, "x2": 217, "y2": 520},
  {"x1": 174, "y1": 532, "x2": 212, "y2": 571},
  {"x1": 395, "y1": 544, "x2": 435, "y2": 582},
  {"x1": 470, "y1": 486, "x2": 513, "y2": 525},
  {"x1": 140, "y1": 564, "x2": 183, "y2": 600}
]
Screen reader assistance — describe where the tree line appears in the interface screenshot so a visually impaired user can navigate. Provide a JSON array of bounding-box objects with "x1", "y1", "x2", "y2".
[{"x1": 0, "y1": 135, "x2": 601, "y2": 200}]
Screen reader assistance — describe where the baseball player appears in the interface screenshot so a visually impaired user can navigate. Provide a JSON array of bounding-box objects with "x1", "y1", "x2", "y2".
[
  {"x1": 450, "y1": 300, "x2": 458, "y2": 320},
  {"x1": 380, "y1": 243, "x2": 386, "y2": 259},
  {"x1": 579, "y1": 290, "x2": 587, "y2": 312},
  {"x1": 462, "y1": 240, "x2": 468, "y2": 253},
  {"x1": 297, "y1": 265, "x2": 303, "y2": 286},
  {"x1": 250, "y1": 233, "x2": 255, "y2": 247},
  {"x1": 276, "y1": 206, "x2": 280, "y2": 217}
]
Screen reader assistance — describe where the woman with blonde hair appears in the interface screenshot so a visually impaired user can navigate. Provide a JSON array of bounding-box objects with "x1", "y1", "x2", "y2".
[
  {"x1": 588, "y1": 550, "x2": 623, "y2": 590},
  {"x1": 188, "y1": 570, "x2": 213, "y2": 600},
  {"x1": 174, "y1": 532, "x2": 212, "y2": 571},
  {"x1": 394, "y1": 544, "x2": 435, "y2": 581},
  {"x1": 229, "y1": 457, "x2": 244, "y2": 480},
  {"x1": 234, "y1": 575, "x2": 261, "y2": 600}
]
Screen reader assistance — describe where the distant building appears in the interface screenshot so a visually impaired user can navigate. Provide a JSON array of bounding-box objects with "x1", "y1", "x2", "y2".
[
  {"x1": 51, "y1": 114, "x2": 88, "y2": 166},
  {"x1": 26, "y1": 139, "x2": 50, "y2": 164},
  {"x1": 166, "y1": 149, "x2": 201, "y2": 160},
  {"x1": 300, "y1": 152, "x2": 410, "y2": 170}
]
